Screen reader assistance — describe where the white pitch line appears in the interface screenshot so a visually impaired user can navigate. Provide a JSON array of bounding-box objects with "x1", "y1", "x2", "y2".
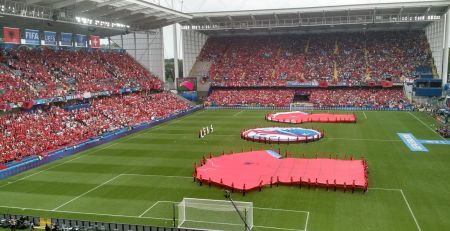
[
  {"x1": 362, "y1": 111, "x2": 367, "y2": 119},
  {"x1": 304, "y1": 212, "x2": 310, "y2": 231},
  {"x1": 52, "y1": 174, "x2": 124, "y2": 211},
  {"x1": 324, "y1": 137, "x2": 401, "y2": 142},
  {"x1": 400, "y1": 189, "x2": 422, "y2": 231},
  {"x1": 408, "y1": 112, "x2": 445, "y2": 140},
  {"x1": 253, "y1": 225, "x2": 304, "y2": 231},
  {"x1": 122, "y1": 173, "x2": 192, "y2": 179},
  {"x1": 254, "y1": 206, "x2": 309, "y2": 214},
  {"x1": 233, "y1": 110, "x2": 244, "y2": 117},
  {"x1": 369, "y1": 187, "x2": 422, "y2": 231},
  {"x1": 0, "y1": 110, "x2": 203, "y2": 188},
  {"x1": 0, "y1": 205, "x2": 172, "y2": 221},
  {"x1": 139, "y1": 201, "x2": 160, "y2": 217}
]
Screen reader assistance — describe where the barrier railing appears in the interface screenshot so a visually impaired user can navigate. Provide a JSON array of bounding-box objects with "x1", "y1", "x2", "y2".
[
  {"x1": 0, "y1": 106, "x2": 203, "y2": 180},
  {"x1": 1, "y1": 214, "x2": 194, "y2": 231}
]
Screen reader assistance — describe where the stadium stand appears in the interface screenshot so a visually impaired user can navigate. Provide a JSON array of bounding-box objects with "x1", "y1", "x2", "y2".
[
  {"x1": 309, "y1": 88, "x2": 407, "y2": 108},
  {"x1": 205, "y1": 88, "x2": 406, "y2": 108},
  {"x1": 206, "y1": 89, "x2": 295, "y2": 107},
  {"x1": 0, "y1": 48, "x2": 163, "y2": 103},
  {"x1": 199, "y1": 31, "x2": 432, "y2": 87},
  {"x1": 0, "y1": 92, "x2": 190, "y2": 164}
]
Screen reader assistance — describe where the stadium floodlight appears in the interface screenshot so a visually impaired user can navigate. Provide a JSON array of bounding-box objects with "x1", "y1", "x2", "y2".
[{"x1": 178, "y1": 197, "x2": 253, "y2": 231}]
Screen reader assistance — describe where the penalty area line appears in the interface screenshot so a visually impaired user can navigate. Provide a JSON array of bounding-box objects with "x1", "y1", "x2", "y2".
[{"x1": 369, "y1": 187, "x2": 422, "y2": 231}]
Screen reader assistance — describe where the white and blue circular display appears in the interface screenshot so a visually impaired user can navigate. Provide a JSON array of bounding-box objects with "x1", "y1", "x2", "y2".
[{"x1": 242, "y1": 127, "x2": 323, "y2": 143}]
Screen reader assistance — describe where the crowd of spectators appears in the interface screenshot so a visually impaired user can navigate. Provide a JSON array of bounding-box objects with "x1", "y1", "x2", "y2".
[
  {"x1": 436, "y1": 125, "x2": 449, "y2": 138},
  {"x1": 198, "y1": 31, "x2": 432, "y2": 87},
  {"x1": 309, "y1": 88, "x2": 407, "y2": 108},
  {"x1": 206, "y1": 88, "x2": 407, "y2": 108},
  {"x1": 0, "y1": 92, "x2": 190, "y2": 164},
  {"x1": 206, "y1": 89, "x2": 295, "y2": 107},
  {"x1": 0, "y1": 48, "x2": 162, "y2": 104}
]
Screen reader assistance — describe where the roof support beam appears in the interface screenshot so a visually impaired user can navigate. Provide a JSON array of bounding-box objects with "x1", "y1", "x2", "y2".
[
  {"x1": 115, "y1": 7, "x2": 156, "y2": 20},
  {"x1": 424, "y1": 7, "x2": 431, "y2": 19},
  {"x1": 26, "y1": 0, "x2": 45, "y2": 4},
  {"x1": 91, "y1": 4, "x2": 136, "y2": 18},
  {"x1": 120, "y1": 13, "x2": 148, "y2": 23},
  {"x1": 52, "y1": 0, "x2": 87, "y2": 9},
  {"x1": 143, "y1": 17, "x2": 181, "y2": 29},
  {"x1": 136, "y1": 15, "x2": 179, "y2": 27}
]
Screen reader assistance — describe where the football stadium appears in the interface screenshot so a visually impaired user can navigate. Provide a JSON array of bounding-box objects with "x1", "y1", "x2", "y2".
[{"x1": 0, "y1": 0, "x2": 450, "y2": 230}]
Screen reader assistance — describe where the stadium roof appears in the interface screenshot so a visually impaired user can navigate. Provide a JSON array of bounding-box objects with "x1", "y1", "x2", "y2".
[
  {"x1": 1, "y1": 0, "x2": 193, "y2": 35},
  {"x1": 180, "y1": 1, "x2": 450, "y2": 35}
]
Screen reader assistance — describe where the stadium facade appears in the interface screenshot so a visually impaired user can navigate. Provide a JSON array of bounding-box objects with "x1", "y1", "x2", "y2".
[{"x1": 181, "y1": 1, "x2": 450, "y2": 86}]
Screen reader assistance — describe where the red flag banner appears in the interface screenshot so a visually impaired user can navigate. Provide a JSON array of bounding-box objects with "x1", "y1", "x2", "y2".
[
  {"x1": 319, "y1": 80, "x2": 328, "y2": 88},
  {"x1": 3, "y1": 27, "x2": 21, "y2": 44},
  {"x1": 381, "y1": 80, "x2": 393, "y2": 88},
  {"x1": 90, "y1": 35, "x2": 100, "y2": 48}
]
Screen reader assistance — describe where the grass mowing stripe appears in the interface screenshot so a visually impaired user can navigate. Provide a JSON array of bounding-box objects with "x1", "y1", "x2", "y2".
[
  {"x1": 0, "y1": 110, "x2": 205, "y2": 189},
  {"x1": 52, "y1": 173, "x2": 124, "y2": 211},
  {"x1": 1, "y1": 110, "x2": 448, "y2": 230},
  {"x1": 369, "y1": 188, "x2": 422, "y2": 231}
]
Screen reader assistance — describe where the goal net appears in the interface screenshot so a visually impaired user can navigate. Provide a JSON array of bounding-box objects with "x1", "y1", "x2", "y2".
[
  {"x1": 177, "y1": 198, "x2": 253, "y2": 231},
  {"x1": 289, "y1": 102, "x2": 314, "y2": 111}
]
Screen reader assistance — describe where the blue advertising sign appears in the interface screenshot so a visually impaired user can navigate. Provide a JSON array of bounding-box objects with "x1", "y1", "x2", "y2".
[
  {"x1": 61, "y1": 32, "x2": 72, "y2": 46},
  {"x1": 75, "y1": 34, "x2": 87, "y2": 47},
  {"x1": 44, "y1": 31, "x2": 57, "y2": 46},
  {"x1": 397, "y1": 133, "x2": 428, "y2": 152},
  {"x1": 24, "y1": 29, "x2": 40, "y2": 45}
]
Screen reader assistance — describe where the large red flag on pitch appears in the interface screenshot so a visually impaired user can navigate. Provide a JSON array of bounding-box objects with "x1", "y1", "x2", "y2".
[
  {"x1": 90, "y1": 35, "x2": 100, "y2": 48},
  {"x1": 3, "y1": 27, "x2": 20, "y2": 44}
]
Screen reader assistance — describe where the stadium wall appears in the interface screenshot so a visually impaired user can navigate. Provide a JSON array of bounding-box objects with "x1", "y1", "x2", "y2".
[
  {"x1": 425, "y1": 16, "x2": 446, "y2": 80},
  {"x1": 182, "y1": 30, "x2": 208, "y2": 76},
  {"x1": 0, "y1": 106, "x2": 202, "y2": 180},
  {"x1": 110, "y1": 29, "x2": 165, "y2": 81}
]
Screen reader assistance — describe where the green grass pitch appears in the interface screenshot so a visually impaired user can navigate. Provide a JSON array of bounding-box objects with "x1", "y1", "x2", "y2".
[{"x1": 0, "y1": 109, "x2": 449, "y2": 231}]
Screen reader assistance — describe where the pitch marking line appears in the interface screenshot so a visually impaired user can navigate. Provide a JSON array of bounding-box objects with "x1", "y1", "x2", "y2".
[
  {"x1": 408, "y1": 112, "x2": 446, "y2": 140},
  {"x1": 369, "y1": 187, "x2": 422, "y2": 231},
  {"x1": 362, "y1": 111, "x2": 367, "y2": 119},
  {"x1": 233, "y1": 110, "x2": 244, "y2": 117},
  {"x1": 148, "y1": 201, "x2": 308, "y2": 231},
  {"x1": 138, "y1": 200, "x2": 174, "y2": 218},
  {"x1": 52, "y1": 173, "x2": 124, "y2": 211},
  {"x1": 0, "y1": 205, "x2": 171, "y2": 221}
]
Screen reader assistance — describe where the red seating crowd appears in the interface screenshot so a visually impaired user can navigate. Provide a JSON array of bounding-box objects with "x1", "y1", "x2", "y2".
[
  {"x1": 309, "y1": 88, "x2": 407, "y2": 108},
  {"x1": 206, "y1": 88, "x2": 407, "y2": 108},
  {"x1": 0, "y1": 48, "x2": 163, "y2": 104},
  {"x1": 198, "y1": 31, "x2": 431, "y2": 87},
  {"x1": 0, "y1": 92, "x2": 190, "y2": 164},
  {"x1": 206, "y1": 89, "x2": 295, "y2": 107}
]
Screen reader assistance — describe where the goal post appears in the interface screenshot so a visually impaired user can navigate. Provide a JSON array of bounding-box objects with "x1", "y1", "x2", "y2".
[
  {"x1": 177, "y1": 198, "x2": 253, "y2": 231},
  {"x1": 290, "y1": 102, "x2": 314, "y2": 111}
]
